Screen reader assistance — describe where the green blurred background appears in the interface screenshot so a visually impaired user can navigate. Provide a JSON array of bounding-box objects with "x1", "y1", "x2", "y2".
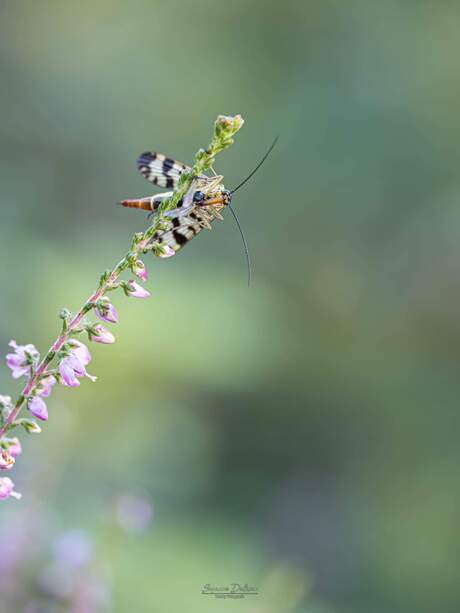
[{"x1": 1, "y1": 1, "x2": 460, "y2": 611}]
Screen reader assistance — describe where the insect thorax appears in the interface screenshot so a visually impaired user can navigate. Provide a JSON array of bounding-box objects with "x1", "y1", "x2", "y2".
[{"x1": 195, "y1": 176, "x2": 231, "y2": 208}]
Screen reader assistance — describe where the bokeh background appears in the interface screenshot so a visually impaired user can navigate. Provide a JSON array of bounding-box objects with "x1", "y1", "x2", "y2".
[{"x1": 1, "y1": 1, "x2": 460, "y2": 611}]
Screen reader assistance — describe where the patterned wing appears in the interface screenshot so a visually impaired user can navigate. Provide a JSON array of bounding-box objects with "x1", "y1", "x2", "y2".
[
  {"x1": 153, "y1": 207, "x2": 222, "y2": 256},
  {"x1": 137, "y1": 152, "x2": 190, "y2": 189}
]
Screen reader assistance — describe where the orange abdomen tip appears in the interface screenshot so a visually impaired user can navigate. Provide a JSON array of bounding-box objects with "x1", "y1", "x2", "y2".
[{"x1": 119, "y1": 198, "x2": 152, "y2": 211}]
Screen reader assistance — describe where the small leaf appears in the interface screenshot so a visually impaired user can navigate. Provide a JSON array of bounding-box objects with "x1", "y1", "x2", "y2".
[{"x1": 99, "y1": 270, "x2": 111, "y2": 287}]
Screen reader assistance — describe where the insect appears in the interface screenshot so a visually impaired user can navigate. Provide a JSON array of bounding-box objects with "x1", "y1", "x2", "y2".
[{"x1": 120, "y1": 138, "x2": 278, "y2": 285}]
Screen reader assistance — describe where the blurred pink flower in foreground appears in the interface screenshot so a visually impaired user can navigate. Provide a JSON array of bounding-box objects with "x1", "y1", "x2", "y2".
[
  {"x1": 116, "y1": 493, "x2": 153, "y2": 534},
  {"x1": 38, "y1": 530, "x2": 112, "y2": 609},
  {"x1": 6, "y1": 341, "x2": 39, "y2": 379},
  {"x1": 53, "y1": 530, "x2": 93, "y2": 568},
  {"x1": 0, "y1": 477, "x2": 21, "y2": 500}
]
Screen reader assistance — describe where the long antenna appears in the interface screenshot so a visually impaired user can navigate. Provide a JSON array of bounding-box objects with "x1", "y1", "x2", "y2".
[
  {"x1": 228, "y1": 203, "x2": 252, "y2": 287},
  {"x1": 231, "y1": 135, "x2": 279, "y2": 194}
]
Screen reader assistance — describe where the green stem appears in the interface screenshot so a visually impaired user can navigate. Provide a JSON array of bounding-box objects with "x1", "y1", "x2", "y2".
[{"x1": 0, "y1": 114, "x2": 243, "y2": 439}]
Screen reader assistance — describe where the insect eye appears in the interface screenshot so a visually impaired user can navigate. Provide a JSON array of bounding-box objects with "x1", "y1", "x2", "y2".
[{"x1": 193, "y1": 190, "x2": 205, "y2": 204}]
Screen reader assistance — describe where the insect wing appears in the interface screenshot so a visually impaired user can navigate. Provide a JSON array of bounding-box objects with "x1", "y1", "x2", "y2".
[
  {"x1": 153, "y1": 207, "x2": 220, "y2": 256},
  {"x1": 154, "y1": 216, "x2": 204, "y2": 256},
  {"x1": 163, "y1": 181, "x2": 198, "y2": 219},
  {"x1": 137, "y1": 152, "x2": 190, "y2": 189}
]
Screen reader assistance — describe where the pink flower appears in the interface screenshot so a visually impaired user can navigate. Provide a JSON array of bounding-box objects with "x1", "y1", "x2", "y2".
[
  {"x1": 68, "y1": 340, "x2": 91, "y2": 367},
  {"x1": 6, "y1": 438, "x2": 22, "y2": 459},
  {"x1": 126, "y1": 280, "x2": 150, "y2": 298},
  {"x1": 59, "y1": 340, "x2": 96, "y2": 387},
  {"x1": 91, "y1": 325, "x2": 115, "y2": 344},
  {"x1": 37, "y1": 375, "x2": 56, "y2": 398},
  {"x1": 6, "y1": 340, "x2": 39, "y2": 379},
  {"x1": 28, "y1": 396, "x2": 48, "y2": 421},
  {"x1": 59, "y1": 356, "x2": 96, "y2": 387},
  {"x1": 116, "y1": 493, "x2": 153, "y2": 534},
  {"x1": 0, "y1": 477, "x2": 21, "y2": 500},
  {"x1": 132, "y1": 260, "x2": 148, "y2": 281},
  {"x1": 26, "y1": 374, "x2": 56, "y2": 420},
  {"x1": 0, "y1": 450, "x2": 14, "y2": 470},
  {"x1": 95, "y1": 300, "x2": 119, "y2": 324},
  {"x1": 159, "y1": 245, "x2": 175, "y2": 258},
  {"x1": 59, "y1": 356, "x2": 82, "y2": 387},
  {"x1": 53, "y1": 530, "x2": 93, "y2": 567}
]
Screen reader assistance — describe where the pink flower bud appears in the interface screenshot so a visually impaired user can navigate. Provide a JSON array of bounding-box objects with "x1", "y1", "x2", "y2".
[
  {"x1": 28, "y1": 396, "x2": 48, "y2": 421},
  {"x1": 0, "y1": 450, "x2": 14, "y2": 470},
  {"x1": 158, "y1": 245, "x2": 176, "y2": 258},
  {"x1": 0, "y1": 477, "x2": 21, "y2": 500},
  {"x1": 37, "y1": 375, "x2": 56, "y2": 398},
  {"x1": 91, "y1": 324, "x2": 115, "y2": 344},
  {"x1": 126, "y1": 280, "x2": 150, "y2": 298},
  {"x1": 133, "y1": 260, "x2": 148, "y2": 281},
  {"x1": 96, "y1": 300, "x2": 119, "y2": 324},
  {"x1": 7, "y1": 438, "x2": 22, "y2": 459}
]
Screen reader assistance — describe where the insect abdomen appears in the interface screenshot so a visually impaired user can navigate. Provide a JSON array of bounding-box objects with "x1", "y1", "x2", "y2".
[{"x1": 119, "y1": 196, "x2": 163, "y2": 211}]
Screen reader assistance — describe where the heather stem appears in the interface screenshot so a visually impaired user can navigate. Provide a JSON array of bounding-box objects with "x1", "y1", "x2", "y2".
[{"x1": 0, "y1": 114, "x2": 244, "y2": 439}]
